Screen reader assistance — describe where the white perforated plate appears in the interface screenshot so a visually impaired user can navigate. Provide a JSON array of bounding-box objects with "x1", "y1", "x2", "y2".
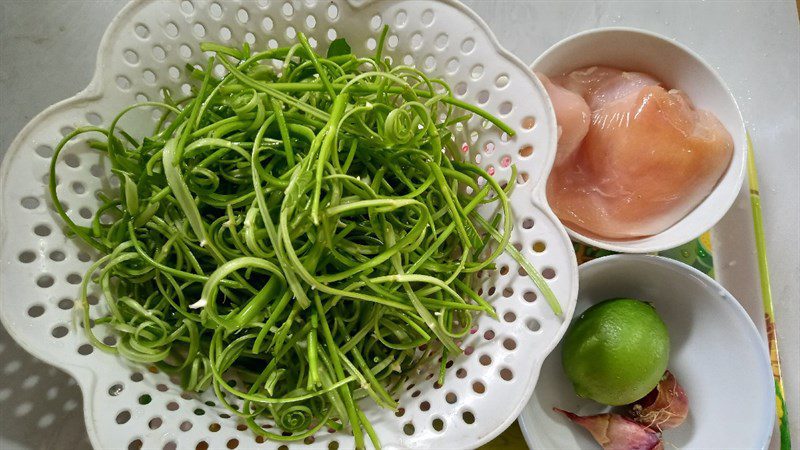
[{"x1": 0, "y1": 1, "x2": 577, "y2": 449}]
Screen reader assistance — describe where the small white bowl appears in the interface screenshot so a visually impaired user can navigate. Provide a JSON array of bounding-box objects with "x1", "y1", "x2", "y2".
[
  {"x1": 518, "y1": 255, "x2": 775, "y2": 449},
  {"x1": 531, "y1": 28, "x2": 747, "y2": 253}
]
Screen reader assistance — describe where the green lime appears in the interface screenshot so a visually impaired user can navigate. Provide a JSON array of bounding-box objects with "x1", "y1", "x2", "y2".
[{"x1": 561, "y1": 298, "x2": 669, "y2": 406}]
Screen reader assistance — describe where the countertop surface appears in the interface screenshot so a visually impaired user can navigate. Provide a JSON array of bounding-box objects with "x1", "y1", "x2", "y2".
[{"x1": 1, "y1": 1, "x2": 798, "y2": 449}]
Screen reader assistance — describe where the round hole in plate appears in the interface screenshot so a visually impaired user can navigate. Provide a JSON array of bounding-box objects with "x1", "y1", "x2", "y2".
[
  {"x1": 522, "y1": 218, "x2": 534, "y2": 229},
  {"x1": 78, "y1": 344, "x2": 94, "y2": 355},
  {"x1": 462, "y1": 411, "x2": 476, "y2": 424},
  {"x1": 179, "y1": 44, "x2": 192, "y2": 59},
  {"x1": 499, "y1": 101, "x2": 513, "y2": 115},
  {"x1": 167, "y1": 401, "x2": 179, "y2": 411},
  {"x1": 148, "y1": 417, "x2": 163, "y2": 429},
  {"x1": 366, "y1": 37, "x2": 377, "y2": 50},
  {"x1": 180, "y1": 0, "x2": 193, "y2": 14},
  {"x1": 227, "y1": 440, "x2": 239, "y2": 450},
  {"x1": 237, "y1": 8, "x2": 249, "y2": 23},
  {"x1": 526, "y1": 318, "x2": 542, "y2": 332},
  {"x1": 197, "y1": 441, "x2": 209, "y2": 450},
  {"x1": 130, "y1": 372, "x2": 143, "y2": 382},
  {"x1": 523, "y1": 291, "x2": 538, "y2": 302},
  {"x1": 483, "y1": 329, "x2": 495, "y2": 340},
  {"x1": 78, "y1": 251, "x2": 92, "y2": 262},
  {"x1": 164, "y1": 22, "x2": 179, "y2": 38},
  {"x1": 139, "y1": 394, "x2": 152, "y2": 405},
  {"x1": 152, "y1": 45, "x2": 166, "y2": 60},
  {"x1": 470, "y1": 64, "x2": 484, "y2": 79},
  {"x1": 108, "y1": 384, "x2": 124, "y2": 396},
  {"x1": 424, "y1": 55, "x2": 436, "y2": 71},
  {"x1": 369, "y1": 13, "x2": 382, "y2": 30},
  {"x1": 328, "y1": 443, "x2": 339, "y2": 450},
  {"x1": 522, "y1": 116, "x2": 536, "y2": 130},
  {"x1": 502, "y1": 288, "x2": 514, "y2": 298},
  {"x1": 411, "y1": 32, "x2": 423, "y2": 49},
  {"x1": 499, "y1": 265, "x2": 509, "y2": 275},
  {"x1": 454, "y1": 81, "x2": 467, "y2": 96},
  {"x1": 209, "y1": 2, "x2": 222, "y2": 18},
  {"x1": 163, "y1": 442, "x2": 177, "y2": 450},
  {"x1": 27, "y1": 305, "x2": 45, "y2": 318},
  {"x1": 461, "y1": 37, "x2": 475, "y2": 53},
  {"x1": 403, "y1": 422, "x2": 415, "y2": 436},
  {"x1": 477, "y1": 90, "x2": 489, "y2": 104},
  {"x1": 421, "y1": 9, "x2": 434, "y2": 25},
  {"x1": 435, "y1": 33, "x2": 448, "y2": 49},
  {"x1": 543, "y1": 268, "x2": 557, "y2": 279},
  {"x1": 262, "y1": 16, "x2": 274, "y2": 31},
  {"x1": 209, "y1": 423, "x2": 221, "y2": 432},
  {"x1": 446, "y1": 57, "x2": 459, "y2": 73},
  {"x1": 180, "y1": 420, "x2": 193, "y2": 431},
  {"x1": 305, "y1": 14, "x2": 317, "y2": 29},
  {"x1": 420, "y1": 401, "x2": 430, "y2": 411},
  {"x1": 479, "y1": 354, "x2": 491, "y2": 366},
  {"x1": 51, "y1": 325, "x2": 68, "y2": 338},
  {"x1": 116, "y1": 410, "x2": 131, "y2": 424},
  {"x1": 219, "y1": 26, "x2": 232, "y2": 41},
  {"x1": 432, "y1": 417, "x2": 444, "y2": 432},
  {"x1": 67, "y1": 273, "x2": 82, "y2": 284},
  {"x1": 394, "y1": 407, "x2": 405, "y2": 417},
  {"x1": 496, "y1": 74, "x2": 509, "y2": 88},
  {"x1": 487, "y1": 286, "x2": 496, "y2": 296},
  {"x1": 500, "y1": 367, "x2": 514, "y2": 381},
  {"x1": 123, "y1": 49, "x2": 139, "y2": 65},
  {"x1": 327, "y1": 28, "x2": 337, "y2": 41},
  {"x1": 286, "y1": 26, "x2": 296, "y2": 39},
  {"x1": 519, "y1": 145, "x2": 534, "y2": 158},
  {"x1": 37, "y1": 274, "x2": 54, "y2": 288},
  {"x1": 116, "y1": 75, "x2": 131, "y2": 90},
  {"x1": 503, "y1": 338, "x2": 517, "y2": 350},
  {"x1": 64, "y1": 153, "x2": 80, "y2": 168},
  {"x1": 445, "y1": 392, "x2": 457, "y2": 404},
  {"x1": 327, "y1": 3, "x2": 338, "y2": 20},
  {"x1": 283, "y1": 2, "x2": 294, "y2": 17},
  {"x1": 103, "y1": 335, "x2": 117, "y2": 346},
  {"x1": 134, "y1": 23, "x2": 149, "y2": 39},
  {"x1": 18, "y1": 251, "x2": 36, "y2": 263},
  {"x1": 58, "y1": 298, "x2": 74, "y2": 310},
  {"x1": 35, "y1": 145, "x2": 53, "y2": 158},
  {"x1": 129, "y1": 439, "x2": 143, "y2": 450},
  {"x1": 456, "y1": 368, "x2": 467, "y2": 378},
  {"x1": 533, "y1": 241, "x2": 547, "y2": 253},
  {"x1": 192, "y1": 23, "x2": 206, "y2": 38}
]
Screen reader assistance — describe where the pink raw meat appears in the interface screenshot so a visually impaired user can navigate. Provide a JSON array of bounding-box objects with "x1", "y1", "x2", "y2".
[{"x1": 539, "y1": 66, "x2": 733, "y2": 239}]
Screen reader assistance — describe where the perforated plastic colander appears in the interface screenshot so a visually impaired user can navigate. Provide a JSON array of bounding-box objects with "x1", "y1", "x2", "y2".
[{"x1": 0, "y1": 0, "x2": 578, "y2": 448}]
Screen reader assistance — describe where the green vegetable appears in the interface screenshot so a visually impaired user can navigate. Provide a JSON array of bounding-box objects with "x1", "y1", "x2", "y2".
[{"x1": 50, "y1": 28, "x2": 560, "y2": 448}]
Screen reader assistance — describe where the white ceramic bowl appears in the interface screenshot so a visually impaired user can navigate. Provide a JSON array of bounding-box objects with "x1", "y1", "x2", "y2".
[
  {"x1": 531, "y1": 27, "x2": 747, "y2": 253},
  {"x1": 518, "y1": 255, "x2": 775, "y2": 449}
]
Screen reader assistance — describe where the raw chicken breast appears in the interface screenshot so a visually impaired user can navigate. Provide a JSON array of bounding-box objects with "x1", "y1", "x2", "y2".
[
  {"x1": 554, "y1": 66, "x2": 661, "y2": 109},
  {"x1": 540, "y1": 67, "x2": 733, "y2": 239},
  {"x1": 538, "y1": 74, "x2": 591, "y2": 164}
]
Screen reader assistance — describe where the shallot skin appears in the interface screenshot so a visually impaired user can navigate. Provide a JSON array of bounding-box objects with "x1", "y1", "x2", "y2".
[
  {"x1": 555, "y1": 408, "x2": 664, "y2": 450},
  {"x1": 625, "y1": 370, "x2": 689, "y2": 431},
  {"x1": 540, "y1": 66, "x2": 733, "y2": 240}
]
